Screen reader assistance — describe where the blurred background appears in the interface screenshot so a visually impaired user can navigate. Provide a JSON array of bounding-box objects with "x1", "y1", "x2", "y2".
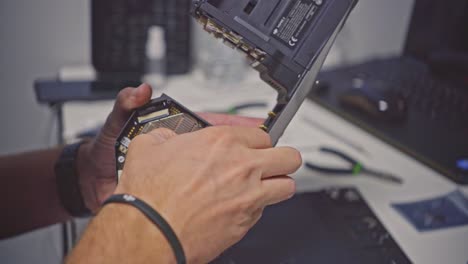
[{"x1": 0, "y1": 0, "x2": 432, "y2": 262}]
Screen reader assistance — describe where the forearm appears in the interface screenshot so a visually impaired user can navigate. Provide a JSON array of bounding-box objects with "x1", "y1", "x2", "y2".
[
  {"x1": 0, "y1": 147, "x2": 71, "y2": 239},
  {"x1": 67, "y1": 204, "x2": 175, "y2": 264}
]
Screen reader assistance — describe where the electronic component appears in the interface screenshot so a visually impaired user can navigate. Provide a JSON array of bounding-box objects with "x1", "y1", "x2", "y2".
[
  {"x1": 212, "y1": 187, "x2": 411, "y2": 263},
  {"x1": 116, "y1": 0, "x2": 357, "y2": 175},
  {"x1": 191, "y1": 0, "x2": 358, "y2": 144},
  {"x1": 115, "y1": 94, "x2": 210, "y2": 178}
]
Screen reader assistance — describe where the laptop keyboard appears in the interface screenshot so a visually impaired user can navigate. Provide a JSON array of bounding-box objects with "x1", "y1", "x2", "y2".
[
  {"x1": 212, "y1": 188, "x2": 411, "y2": 264},
  {"x1": 341, "y1": 58, "x2": 468, "y2": 128}
]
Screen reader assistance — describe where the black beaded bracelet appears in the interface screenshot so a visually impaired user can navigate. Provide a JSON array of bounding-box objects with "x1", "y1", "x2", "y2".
[{"x1": 103, "y1": 194, "x2": 186, "y2": 264}]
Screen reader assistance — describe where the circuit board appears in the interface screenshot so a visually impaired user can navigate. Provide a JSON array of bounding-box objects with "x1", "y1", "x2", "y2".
[{"x1": 115, "y1": 94, "x2": 210, "y2": 178}]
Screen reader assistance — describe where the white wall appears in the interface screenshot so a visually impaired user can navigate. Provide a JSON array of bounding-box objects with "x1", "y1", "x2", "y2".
[
  {"x1": 0, "y1": 0, "x2": 414, "y2": 263},
  {"x1": 0, "y1": 0, "x2": 90, "y2": 263},
  {"x1": 0, "y1": 0, "x2": 90, "y2": 155}
]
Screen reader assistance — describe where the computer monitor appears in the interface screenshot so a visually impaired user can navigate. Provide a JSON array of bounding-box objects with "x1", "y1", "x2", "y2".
[
  {"x1": 91, "y1": 0, "x2": 192, "y2": 78},
  {"x1": 404, "y1": 0, "x2": 468, "y2": 65}
]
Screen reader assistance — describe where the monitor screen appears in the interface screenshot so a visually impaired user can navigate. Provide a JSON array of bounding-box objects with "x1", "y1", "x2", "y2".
[{"x1": 404, "y1": 0, "x2": 468, "y2": 61}]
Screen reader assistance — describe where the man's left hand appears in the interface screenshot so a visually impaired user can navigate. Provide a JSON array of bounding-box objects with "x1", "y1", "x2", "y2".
[{"x1": 76, "y1": 83, "x2": 264, "y2": 213}]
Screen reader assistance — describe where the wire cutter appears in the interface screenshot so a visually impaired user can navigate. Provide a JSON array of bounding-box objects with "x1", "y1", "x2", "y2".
[{"x1": 305, "y1": 147, "x2": 403, "y2": 185}]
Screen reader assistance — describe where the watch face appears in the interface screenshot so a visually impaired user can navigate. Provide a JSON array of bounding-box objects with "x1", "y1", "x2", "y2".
[{"x1": 115, "y1": 94, "x2": 210, "y2": 179}]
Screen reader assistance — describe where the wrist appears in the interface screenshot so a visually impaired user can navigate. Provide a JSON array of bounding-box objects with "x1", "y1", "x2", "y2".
[
  {"x1": 102, "y1": 203, "x2": 177, "y2": 264},
  {"x1": 67, "y1": 203, "x2": 176, "y2": 264}
]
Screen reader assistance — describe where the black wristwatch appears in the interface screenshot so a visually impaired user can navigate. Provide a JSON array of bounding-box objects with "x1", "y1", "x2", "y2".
[{"x1": 55, "y1": 141, "x2": 92, "y2": 217}]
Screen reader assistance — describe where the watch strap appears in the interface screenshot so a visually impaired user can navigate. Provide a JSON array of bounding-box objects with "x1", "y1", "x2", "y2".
[{"x1": 55, "y1": 141, "x2": 92, "y2": 217}]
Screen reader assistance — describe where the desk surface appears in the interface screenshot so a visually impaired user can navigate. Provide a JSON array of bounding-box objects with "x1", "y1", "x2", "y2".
[{"x1": 63, "y1": 71, "x2": 468, "y2": 264}]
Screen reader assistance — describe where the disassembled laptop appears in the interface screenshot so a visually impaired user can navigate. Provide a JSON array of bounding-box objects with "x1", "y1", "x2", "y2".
[{"x1": 116, "y1": 0, "x2": 357, "y2": 177}]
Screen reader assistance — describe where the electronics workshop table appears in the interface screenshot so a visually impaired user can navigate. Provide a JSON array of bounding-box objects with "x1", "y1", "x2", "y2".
[{"x1": 62, "y1": 72, "x2": 468, "y2": 264}]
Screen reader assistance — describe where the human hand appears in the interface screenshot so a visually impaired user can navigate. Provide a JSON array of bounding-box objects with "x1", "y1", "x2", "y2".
[
  {"x1": 198, "y1": 112, "x2": 263, "y2": 127},
  {"x1": 76, "y1": 84, "x2": 153, "y2": 213},
  {"x1": 76, "y1": 84, "x2": 266, "y2": 213},
  {"x1": 115, "y1": 126, "x2": 302, "y2": 263}
]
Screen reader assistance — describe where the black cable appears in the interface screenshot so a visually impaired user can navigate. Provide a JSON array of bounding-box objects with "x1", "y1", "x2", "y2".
[
  {"x1": 104, "y1": 194, "x2": 186, "y2": 264},
  {"x1": 55, "y1": 103, "x2": 64, "y2": 145},
  {"x1": 70, "y1": 220, "x2": 77, "y2": 247},
  {"x1": 54, "y1": 103, "x2": 71, "y2": 259},
  {"x1": 61, "y1": 222, "x2": 68, "y2": 259}
]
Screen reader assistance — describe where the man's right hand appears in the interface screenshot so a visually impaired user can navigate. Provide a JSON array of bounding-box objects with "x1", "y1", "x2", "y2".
[
  {"x1": 68, "y1": 126, "x2": 302, "y2": 264},
  {"x1": 117, "y1": 126, "x2": 302, "y2": 263}
]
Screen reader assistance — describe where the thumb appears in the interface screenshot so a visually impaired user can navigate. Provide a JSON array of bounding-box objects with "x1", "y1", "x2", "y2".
[
  {"x1": 102, "y1": 83, "x2": 153, "y2": 138},
  {"x1": 146, "y1": 128, "x2": 178, "y2": 145}
]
